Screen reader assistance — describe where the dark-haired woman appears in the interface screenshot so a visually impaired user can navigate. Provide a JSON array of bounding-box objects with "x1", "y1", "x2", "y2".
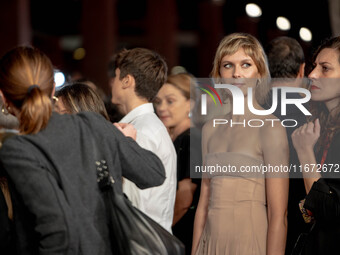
[{"x1": 292, "y1": 36, "x2": 340, "y2": 254}]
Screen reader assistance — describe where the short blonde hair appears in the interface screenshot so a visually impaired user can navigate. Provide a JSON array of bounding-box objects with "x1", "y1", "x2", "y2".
[
  {"x1": 166, "y1": 73, "x2": 193, "y2": 100},
  {"x1": 211, "y1": 33, "x2": 271, "y2": 104}
]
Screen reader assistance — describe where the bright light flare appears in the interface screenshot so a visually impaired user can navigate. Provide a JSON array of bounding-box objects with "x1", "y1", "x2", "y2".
[
  {"x1": 54, "y1": 71, "x2": 65, "y2": 87},
  {"x1": 276, "y1": 16, "x2": 291, "y2": 31},
  {"x1": 245, "y1": 3, "x2": 262, "y2": 18},
  {"x1": 299, "y1": 27, "x2": 312, "y2": 42}
]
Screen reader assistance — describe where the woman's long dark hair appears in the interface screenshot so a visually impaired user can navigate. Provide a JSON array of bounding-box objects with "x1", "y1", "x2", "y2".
[{"x1": 309, "y1": 36, "x2": 340, "y2": 151}]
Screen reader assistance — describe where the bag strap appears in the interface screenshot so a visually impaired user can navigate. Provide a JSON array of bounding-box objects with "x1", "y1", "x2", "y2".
[
  {"x1": 95, "y1": 157, "x2": 133, "y2": 255},
  {"x1": 320, "y1": 133, "x2": 331, "y2": 166},
  {"x1": 96, "y1": 160, "x2": 115, "y2": 191}
]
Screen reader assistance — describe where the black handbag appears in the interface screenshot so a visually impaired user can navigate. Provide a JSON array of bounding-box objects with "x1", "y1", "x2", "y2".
[
  {"x1": 291, "y1": 221, "x2": 316, "y2": 255},
  {"x1": 96, "y1": 160, "x2": 185, "y2": 255}
]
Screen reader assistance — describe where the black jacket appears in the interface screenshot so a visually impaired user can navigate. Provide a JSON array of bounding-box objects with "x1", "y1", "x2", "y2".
[
  {"x1": 262, "y1": 89, "x2": 309, "y2": 254},
  {"x1": 302, "y1": 132, "x2": 340, "y2": 254},
  {"x1": 0, "y1": 112, "x2": 165, "y2": 255}
]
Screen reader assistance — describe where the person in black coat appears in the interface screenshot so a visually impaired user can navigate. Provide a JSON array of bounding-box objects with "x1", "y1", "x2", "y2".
[
  {"x1": 0, "y1": 46, "x2": 166, "y2": 255},
  {"x1": 292, "y1": 36, "x2": 340, "y2": 254},
  {"x1": 264, "y1": 36, "x2": 309, "y2": 254}
]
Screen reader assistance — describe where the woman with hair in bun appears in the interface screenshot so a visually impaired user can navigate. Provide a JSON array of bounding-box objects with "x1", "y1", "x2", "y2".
[{"x1": 0, "y1": 46, "x2": 166, "y2": 254}]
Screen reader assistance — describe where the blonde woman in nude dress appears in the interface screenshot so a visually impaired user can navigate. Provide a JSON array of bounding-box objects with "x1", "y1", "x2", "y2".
[{"x1": 192, "y1": 33, "x2": 289, "y2": 255}]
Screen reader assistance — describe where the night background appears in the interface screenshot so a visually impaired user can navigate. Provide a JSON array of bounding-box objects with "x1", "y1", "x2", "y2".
[{"x1": 0, "y1": 0, "x2": 339, "y2": 94}]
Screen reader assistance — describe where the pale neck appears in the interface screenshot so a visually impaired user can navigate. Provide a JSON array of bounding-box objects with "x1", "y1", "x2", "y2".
[
  {"x1": 122, "y1": 97, "x2": 149, "y2": 116},
  {"x1": 271, "y1": 79, "x2": 301, "y2": 88},
  {"x1": 230, "y1": 92, "x2": 261, "y2": 121}
]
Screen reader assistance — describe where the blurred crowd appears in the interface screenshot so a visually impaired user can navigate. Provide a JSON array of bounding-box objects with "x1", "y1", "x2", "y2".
[{"x1": 1, "y1": 33, "x2": 340, "y2": 255}]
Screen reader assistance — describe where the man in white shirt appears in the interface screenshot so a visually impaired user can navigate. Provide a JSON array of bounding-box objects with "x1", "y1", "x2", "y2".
[{"x1": 109, "y1": 48, "x2": 177, "y2": 233}]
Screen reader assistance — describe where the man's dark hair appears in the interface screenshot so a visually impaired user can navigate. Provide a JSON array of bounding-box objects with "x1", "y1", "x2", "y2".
[
  {"x1": 266, "y1": 36, "x2": 305, "y2": 78},
  {"x1": 108, "y1": 48, "x2": 168, "y2": 102}
]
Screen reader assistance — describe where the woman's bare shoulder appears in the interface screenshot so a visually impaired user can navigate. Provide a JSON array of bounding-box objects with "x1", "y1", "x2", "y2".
[{"x1": 260, "y1": 117, "x2": 287, "y2": 146}]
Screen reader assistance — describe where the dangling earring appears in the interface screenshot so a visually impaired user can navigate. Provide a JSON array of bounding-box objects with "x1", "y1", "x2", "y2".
[
  {"x1": 255, "y1": 78, "x2": 260, "y2": 88},
  {"x1": 52, "y1": 96, "x2": 59, "y2": 103},
  {"x1": 1, "y1": 104, "x2": 9, "y2": 115},
  {"x1": 188, "y1": 111, "x2": 192, "y2": 118}
]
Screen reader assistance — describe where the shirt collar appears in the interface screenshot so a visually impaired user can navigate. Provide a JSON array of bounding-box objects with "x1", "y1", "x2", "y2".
[{"x1": 119, "y1": 103, "x2": 155, "y2": 123}]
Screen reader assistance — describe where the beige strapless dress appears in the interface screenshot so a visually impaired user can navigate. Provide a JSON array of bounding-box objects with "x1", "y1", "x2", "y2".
[{"x1": 196, "y1": 152, "x2": 267, "y2": 255}]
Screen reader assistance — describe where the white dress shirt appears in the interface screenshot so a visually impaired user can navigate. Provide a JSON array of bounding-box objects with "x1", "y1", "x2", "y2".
[{"x1": 120, "y1": 103, "x2": 177, "y2": 233}]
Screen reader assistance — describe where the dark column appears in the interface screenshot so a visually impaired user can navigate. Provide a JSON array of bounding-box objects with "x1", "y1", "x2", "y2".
[
  {"x1": 0, "y1": 0, "x2": 31, "y2": 57},
  {"x1": 328, "y1": 0, "x2": 340, "y2": 36},
  {"x1": 81, "y1": 0, "x2": 117, "y2": 94},
  {"x1": 235, "y1": 16, "x2": 259, "y2": 37},
  {"x1": 146, "y1": 0, "x2": 178, "y2": 71},
  {"x1": 198, "y1": 1, "x2": 224, "y2": 77}
]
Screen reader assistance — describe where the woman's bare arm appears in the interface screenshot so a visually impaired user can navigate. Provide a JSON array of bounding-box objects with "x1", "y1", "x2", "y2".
[
  {"x1": 172, "y1": 178, "x2": 197, "y2": 225},
  {"x1": 262, "y1": 124, "x2": 289, "y2": 255},
  {"x1": 191, "y1": 122, "x2": 212, "y2": 255}
]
